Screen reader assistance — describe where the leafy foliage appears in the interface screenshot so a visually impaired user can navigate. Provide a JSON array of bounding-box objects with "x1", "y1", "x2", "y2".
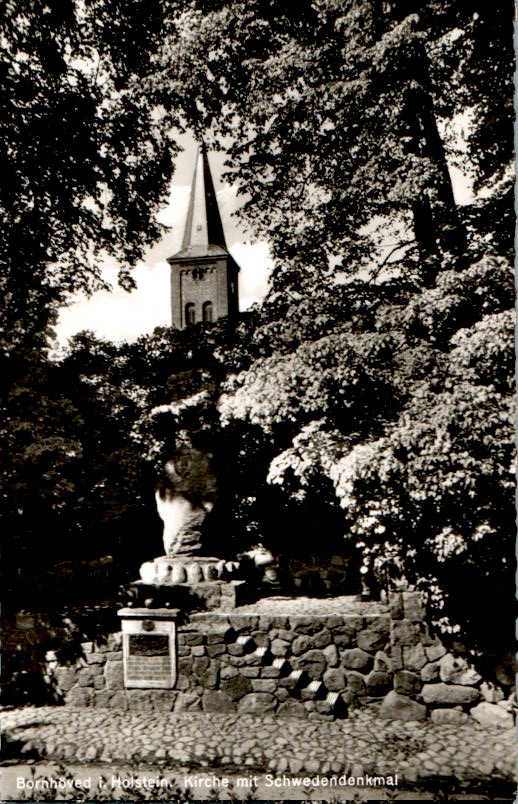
[
  {"x1": 2, "y1": 0, "x2": 182, "y2": 348},
  {"x1": 219, "y1": 252, "x2": 515, "y2": 649},
  {"x1": 159, "y1": 1, "x2": 513, "y2": 279},
  {"x1": 2, "y1": 0, "x2": 514, "y2": 659}
]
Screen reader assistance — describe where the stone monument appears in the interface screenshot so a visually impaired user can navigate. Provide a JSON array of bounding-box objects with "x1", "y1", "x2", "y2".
[{"x1": 133, "y1": 447, "x2": 244, "y2": 610}]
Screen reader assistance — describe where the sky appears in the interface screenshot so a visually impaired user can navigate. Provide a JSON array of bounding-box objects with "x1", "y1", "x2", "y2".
[
  {"x1": 56, "y1": 126, "x2": 475, "y2": 347},
  {"x1": 56, "y1": 134, "x2": 272, "y2": 346}
]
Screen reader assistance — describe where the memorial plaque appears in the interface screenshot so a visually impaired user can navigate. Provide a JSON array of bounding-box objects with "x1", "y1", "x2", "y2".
[{"x1": 119, "y1": 610, "x2": 177, "y2": 689}]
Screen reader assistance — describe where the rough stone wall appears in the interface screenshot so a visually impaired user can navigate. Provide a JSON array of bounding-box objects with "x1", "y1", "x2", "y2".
[
  {"x1": 13, "y1": 589, "x2": 516, "y2": 725},
  {"x1": 48, "y1": 612, "x2": 393, "y2": 718},
  {"x1": 381, "y1": 589, "x2": 515, "y2": 728}
]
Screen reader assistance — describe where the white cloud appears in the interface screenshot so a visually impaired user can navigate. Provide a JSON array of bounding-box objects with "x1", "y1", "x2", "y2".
[
  {"x1": 56, "y1": 261, "x2": 172, "y2": 344},
  {"x1": 231, "y1": 241, "x2": 272, "y2": 309}
]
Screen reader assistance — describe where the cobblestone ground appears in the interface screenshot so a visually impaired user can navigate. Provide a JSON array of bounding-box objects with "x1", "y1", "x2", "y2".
[{"x1": 1, "y1": 705, "x2": 515, "y2": 793}]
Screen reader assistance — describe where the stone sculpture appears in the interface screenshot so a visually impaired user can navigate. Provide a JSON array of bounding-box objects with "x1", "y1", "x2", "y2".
[
  {"x1": 138, "y1": 447, "x2": 241, "y2": 593},
  {"x1": 156, "y1": 448, "x2": 217, "y2": 557}
]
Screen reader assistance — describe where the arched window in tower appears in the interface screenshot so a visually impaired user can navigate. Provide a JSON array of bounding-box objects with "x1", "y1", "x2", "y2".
[
  {"x1": 202, "y1": 301, "x2": 213, "y2": 324},
  {"x1": 185, "y1": 303, "x2": 196, "y2": 327}
]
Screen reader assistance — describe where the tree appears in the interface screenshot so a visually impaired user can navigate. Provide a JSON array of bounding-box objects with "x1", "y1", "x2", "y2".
[
  {"x1": 1, "y1": 315, "x2": 250, "y2": 606},
  {"x1": 157, "y1": 0, "x2": 513, "y2": 280},
  {"x1": 2, "y1": 0, "x2": 513, "y2": 657},
  {"x1": 217, "y1": 252, "x2": 514, "y2": 650},
  {"x1": 1, "y1": 0, "x2": 183, "y2": 349},
  {"x1": 1, "y1": 0, "x2": 187, "y2": 602}
]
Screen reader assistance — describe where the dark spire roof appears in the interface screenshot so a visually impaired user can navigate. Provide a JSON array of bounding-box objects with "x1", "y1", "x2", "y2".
[{"x1": 173, "y1": 145, "x2": 228, "y2": 259}]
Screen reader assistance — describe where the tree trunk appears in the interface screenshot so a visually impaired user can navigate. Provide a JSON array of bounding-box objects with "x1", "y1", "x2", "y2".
[{"x1": 411, "y1": 42, "x2": 468, "y2": 265}]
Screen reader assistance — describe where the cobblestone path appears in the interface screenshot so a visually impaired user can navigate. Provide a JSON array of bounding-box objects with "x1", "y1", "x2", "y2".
[{"x1": 1, "y1": 705, "x2": 515, "y2": 787}]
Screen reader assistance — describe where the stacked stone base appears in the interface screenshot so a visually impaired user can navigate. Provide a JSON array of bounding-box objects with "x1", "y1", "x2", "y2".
[
  {"x1": 49, "y1": 608, "x2": 393, "y2": 718},
  {"x1": 129, "y1": 579, "x2": 247, "y2": 612},
  {"x1": 133, "y1": 555, "x2": 246, "y2": 611},
  {"x1": 38, "y1": 590, "x2": 517, "y2": 725},
  {"x1": 379, "y1": 589, "x2": 515, "y2": 728}
]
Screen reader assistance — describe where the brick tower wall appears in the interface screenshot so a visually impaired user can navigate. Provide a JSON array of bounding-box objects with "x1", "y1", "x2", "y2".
[{"x1": 170, "y1": 258, "x2": 236, "y2": 329}]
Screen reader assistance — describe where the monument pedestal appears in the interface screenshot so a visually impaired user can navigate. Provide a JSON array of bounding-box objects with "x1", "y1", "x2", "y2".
[
  {"x1": 133, "y1": 554, "x2": 248, "y2": 610},
  {"x1": 128, "y1": 578, "x2": 248, "y2": 611},
  {"x1": 140, "y1": 555, "x2": 241, "y2": 585}
]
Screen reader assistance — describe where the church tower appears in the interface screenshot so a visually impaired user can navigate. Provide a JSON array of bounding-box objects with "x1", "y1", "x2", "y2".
[{"x1": 168, "y1": 146, "x2": 239, "y2": 329}]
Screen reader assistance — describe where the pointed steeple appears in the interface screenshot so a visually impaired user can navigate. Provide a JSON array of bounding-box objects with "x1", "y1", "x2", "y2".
[
  {"x1": 168, "y1": 143, "x2": 239, "y2": 330},
  {"x1": 176, "y1": 145, "x2": 227, "y2": 257}
]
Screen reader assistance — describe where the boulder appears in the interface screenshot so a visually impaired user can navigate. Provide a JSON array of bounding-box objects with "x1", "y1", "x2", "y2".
[
  {"x1": 346, "y1": 671, "x2": 366, "y2": 695},
  {"x1": 425, "y1": 642, "x2": 446, "y2": 662},
  {"x1": 252, "y1": 679, "x2": 276, "y2": 693},
  {"x1": 94, "y1": 690, "x2": 111, "y2": 707},
  {"x1": 389, "y1": 593, "x2": 403, "y2": 620},
  {"x1": 402, "y1": 644, "x2": 427, "y2": 671},
  {"x1": 55, "y1": 667, "x2": 78, "y2": 692},
  {"x1": 357, "y1": 630, "x2": 386, "y2": 652},
  {"x1": 431, "y1": 708, "x2": 469, "y2": 725},
  {"x1": 271, "y1": 638, "x2": 290, "y2": 657},
  {"x1": 339, "y1": 616, "x2": 364, "y2": 633},
  {"x1": 394, "y1": 670, "x2": 421, "y2": 695},
  {"x1": 391, "y1": 621, "x2": 420, "y2": 647},
  {"x1": 104, "y1": 660, "x2": 124, "y2": 691},
  {"x1": 199, "y1": 666, "x2": 219, "y2": 690},
  {"x1": 274, "y1": 629, "x2": 295, "y2": 642},
  {"x1": 86, "y1": 652, "x2": 105, "y2": 666},
  {"x1": 402, "y1": 592, "x2": 425, "y2": 622},
  {"x1": 366, "y1": 671, "x2": 392, "y2": 696},
  {"x1": 364, "y1": 615, "x2": 390, "y2": 635},
  {"x1": 220, "y1": 664, "x2": 238, "y2": 680},
  {"x1": 293, "y1": 649, "x2": 326, "y2": 680},
  {"x1": 323, "y1": 667, "x2": 346, "y2": 692},
  {"x1": 179, "y1": 632, "x2": 204, "y2": 647},
  {"x1": 422, "y1": 683, "x2": 480, "y2": 706},
  {"x1": 277, "y1": 700, "x2": 307, "y2": 718},
  {"x1": 439, "y1": 654, "x2": 481, "y2": 686},
  {"x1": 470, "y1": 702, "x2": 514, "y2": 729},
  {"x1": 108, "y1": 691, "x2": 128, "y2": 711},
  {"x1": 290, "y1": 616, "x2": 321, "y2": 633},
  {"x1": 174, "y1": 692, "x2": 202, "y2": 712},
  {"x1": 238, "y1": 692, "x2": 276, "y2": 714},
  {"x1": 220, "y1": 674, "x2": 253, "y2": 700},
  {"x1": 250, "y1": 630, "x2": 269, "y2": 648},
  {"x1": 421, "y1": 662, "x2": 441, "y2": 682},
  {"x1": 66, "y1": 687, "x2": 94, "y2": 707},
  {"x1": 201, "y1": 690, "x2": 235, "y2": 713},
  {"x1": 334, "y1": 632, "x2": 352, "y2": 647},
  {"x1": 323, "y1": 644, "x2": 339, "y2": 667},
  {"x1": 292, "y1": 635, "x2": 312, "y2": 655},
  {"x1": 341, "y1": 648, "x2": 372, "y2": 671},
  {"x1": 379, "y1": 691, "x2": 427, "y2": 721},
  {"x1": 192, "y1": 656, "x2": 210, "y2": 676},
  {"x1": 312, "y1": 628, "x2": 332, "y2": 648},
  {"x1": 77, "y1": 667, "x2": 94, "y2": 687},
  {"x1": 374, "y1": 651, "x2": 392, "y2": 672}
]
